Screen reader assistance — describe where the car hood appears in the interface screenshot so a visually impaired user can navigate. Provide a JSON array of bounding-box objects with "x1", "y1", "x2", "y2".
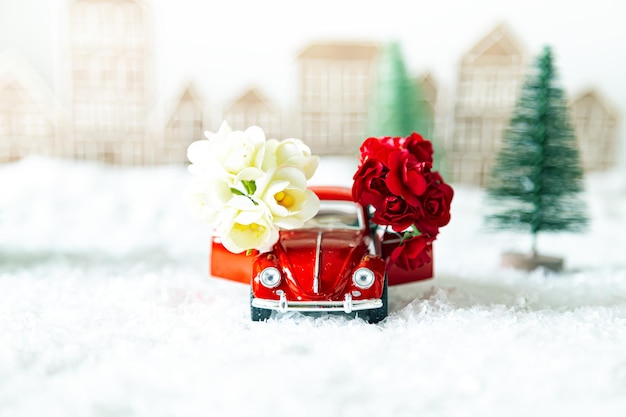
[{"x1": 275, "y1": 228, "x2": 367, "y2": 297}]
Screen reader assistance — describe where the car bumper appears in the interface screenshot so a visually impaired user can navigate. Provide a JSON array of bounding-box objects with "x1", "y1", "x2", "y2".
[{"x1": 251, "y1": 292, "x2": 382, "y2": 314}]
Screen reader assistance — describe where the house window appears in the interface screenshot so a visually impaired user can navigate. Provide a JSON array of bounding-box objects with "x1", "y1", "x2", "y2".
[
  {"x1": 464, "y1": 118, "x2": 482, "y2": 150},
  {"x1": 126, "y1": 57, "x2": 143, "y2": 92},
  {"x1": 72, "y1": 53, "x2": 90, "y2": 90},
  {"x1": 22, "y1": 113, "x2": 50, "y2": 137},
  {"x1": 341, "y1": 112, "x2": 365, "y2": 148},
  {"x1": 100, "y1": 55, "x2": 116, "y2": 90},
  {"x1": 0, "y1": 112, "x2": 11, "y2": 136},
  {"x1": 73, "y1": 101, "x2": 92, "y2": 127}
]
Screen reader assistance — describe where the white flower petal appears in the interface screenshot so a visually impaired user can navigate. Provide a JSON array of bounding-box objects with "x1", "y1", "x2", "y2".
[
  {"x1": 265, "y1": 179, "x2": 291, "y2": 196},
  {"x1": 275, "y1": 166, "x2": 307, "y2": 190},
  {"x1": 298, "y1": 190, "x2": 321, "y2": 222},
  {"x1": 227, "y1": 195, "x2": 258, "y2": 211},
  {"x1": 245, "y1": 125, "x2": 266, "y2": 145},
  {"x1": 302, "y1": 155, "x2": 320, "y2": 180},
  {"x1": 187, "y1": 140, "x2": 211, "y2": 165},
  {"x1": 234, "y1": 208, "x2": 266, "y2": 225},
  {"x1": 256, "y1": 227, "x2": 280, "y2": 253},
  {"x1": 261, "y1": 139, "x2": 279, "y2": 171},
  {"x1": 218, "y1": 209, "x2": 277, "y2": 254},
  {"x1": 235, "y1": 167, "x2": 263, "y2": 183},
  {"x1": 216, "y1": 120, "x2": 232, "y2": 135}
]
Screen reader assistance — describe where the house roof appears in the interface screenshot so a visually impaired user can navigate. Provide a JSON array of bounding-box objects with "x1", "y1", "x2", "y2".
[
  {"x1": 298, "y1": 42, "x2": 379, "y2": 60},
  {"x1": 223, "y1": 87, "x2": 278, "y2": 114},
  {"x1": 415, "y1": 72, "x2": 438, "y2": 102},
  {"x1": 570, "y1": 88, "x2": 620, "y2": 121},
  {"x1": 461, "y1": 23, "x2": 526, "y2": 66},
  {"x1": 0, "y1": 51, "x2": 63, "y2": 123},
  {"x1": 231, "y1": 87, "x2": 268, "y2": 105},
  {"x1": 163, "y1": 82, "x2": 205, "y2": 126},
  {"x1": 177, "y1": 83, "x2": 204, "y2": 107}
]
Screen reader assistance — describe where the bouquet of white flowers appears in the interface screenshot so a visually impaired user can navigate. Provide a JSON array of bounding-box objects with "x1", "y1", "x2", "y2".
[{"x1": 186, "y1": 121, "x2": 320, "y2": 254}]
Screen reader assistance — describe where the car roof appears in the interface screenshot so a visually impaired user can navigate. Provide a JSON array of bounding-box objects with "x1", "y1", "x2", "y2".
[{"x1": 309, "y1": 186, "x2": 355, "y2": 202}]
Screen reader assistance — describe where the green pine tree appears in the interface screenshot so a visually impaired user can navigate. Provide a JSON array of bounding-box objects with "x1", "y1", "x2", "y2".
[
  {"x1": 486, "y1": 46, "x2": 588, "y2": 255},
  {"x1": 368, "y1": 41, "x2": 447, "y2": 173}
]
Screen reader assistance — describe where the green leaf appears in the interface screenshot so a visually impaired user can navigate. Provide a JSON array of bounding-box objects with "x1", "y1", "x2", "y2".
[
  {"x1": 399, "y1": 226, "x2": 422, "y2": 244},
  {"x1": 242, "y1": 179, "x2": 257, "y2": 195},
  {"x1": 230, "y1": 187, "x2": 245, "y2": 196}
]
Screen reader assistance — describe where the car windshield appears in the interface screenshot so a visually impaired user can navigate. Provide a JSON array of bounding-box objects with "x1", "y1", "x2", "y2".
[{"x1": 302, "y1": 200, "x2": 364, "y2": 230}]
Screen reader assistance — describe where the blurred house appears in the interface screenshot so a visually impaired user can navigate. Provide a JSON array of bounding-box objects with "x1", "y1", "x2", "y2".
[
  {"x1": 415, "y1": 71, "x2": 454, "y2": 176},
  {"x1": 570, "y1": 89, "x2": 619, "y2": 172},
  {"x1": 297, "y1": 42, "x2": 379, "y2": 156},
  {"x1": 222, "y1": 87, "x2": 282, "y2": 140},
  {"x1": 0, "y1": 52, "x2": 62, "y2": 162},
  {"x1": 160, "y1": 83, "x2": 209, "y2": 164},
  {"x1": 68, "y1": 0, "x2": 153, "y2": 165},
  {"x1": 1, "y1": 6, "x2": 622, "y2": 175},
  {"x1": 416, "y1": 72, "x2": 438, "y2": 129},
  {"x1": 449, "y1": 23, "x2": 527, "y2": 186}
]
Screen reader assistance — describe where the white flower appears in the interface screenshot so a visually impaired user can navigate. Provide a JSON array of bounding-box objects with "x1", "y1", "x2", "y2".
[
  {"x1": 255, "y1": 166, "x2": 320, "y2": 229},
  {"x1": 211, "y1": 122, "x2": 266, "y2": 181},
  {"x1": 185, "y1": 121, "x2": 320, "y2": 254},
  {"x1": 262, "y1": 138, "x2": 319, "y2": 179},
  {"x1": 184, "y1": 177, "x2": 232, "y2": 224},
  {"x1": 187, "y1": 121, "x2": 266, "y2": 186},
  {"x1": 216, "y1": 195, "x2": 278, "y2": 253}
]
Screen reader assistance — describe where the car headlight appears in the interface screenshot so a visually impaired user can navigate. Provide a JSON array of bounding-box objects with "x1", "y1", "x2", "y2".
[
  {"x1": 259, "y1": 267, "x2": 281, "y2": 288},
  {"x1": 353, "y1": 267, "x2": 375, "y2": 289}
]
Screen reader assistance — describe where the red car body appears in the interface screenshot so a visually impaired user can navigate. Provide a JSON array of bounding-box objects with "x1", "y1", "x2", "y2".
[{"x1": 210, "y1": 186, "x2": 433, "y2": 322}]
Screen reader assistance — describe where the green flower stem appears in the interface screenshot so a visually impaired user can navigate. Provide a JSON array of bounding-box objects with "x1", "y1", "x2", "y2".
[
  {"x1": 230, "y1": 179, "x2": 259, "y2": 206},
  {"x1": 399, "y1": 226, "x2": 421, "y2": 244}
]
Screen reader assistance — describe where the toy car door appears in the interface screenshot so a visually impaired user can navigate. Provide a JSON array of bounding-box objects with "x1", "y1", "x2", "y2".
[{"x1": 380, "y1": 230, "x2": 433, "y2": 286}]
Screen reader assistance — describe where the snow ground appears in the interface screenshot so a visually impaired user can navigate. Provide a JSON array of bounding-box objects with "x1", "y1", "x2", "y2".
[{"x1": 1, "y1": 156, "x2": 626, "y2": 417}]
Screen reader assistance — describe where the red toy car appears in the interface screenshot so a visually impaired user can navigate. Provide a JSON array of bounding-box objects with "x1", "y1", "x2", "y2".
[{"x1": 210, "y1": 186, "x2": 433, "y2": 323}]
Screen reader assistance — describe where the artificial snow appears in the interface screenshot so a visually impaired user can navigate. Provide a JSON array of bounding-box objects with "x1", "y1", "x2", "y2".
[{"x1": 1, "y1": 156, "x2": 626, "y2": 417}]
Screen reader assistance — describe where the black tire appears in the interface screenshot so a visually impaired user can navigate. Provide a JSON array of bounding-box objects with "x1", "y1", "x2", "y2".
[
  {"x1": 360, "y1": 276, "x2": 388, "y2": 324},
  {"x1": 250, "y1": 289, "x2": 272, "y2": 321}
]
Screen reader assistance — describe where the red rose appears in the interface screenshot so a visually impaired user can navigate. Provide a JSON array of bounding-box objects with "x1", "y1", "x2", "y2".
[
  {"x1": 354, "y1": 136, "x2": 400, "y2": 211},
  {"x1": 401, "y1": 132, "x2": 434, "y2": 163},
  {"x1": 352, "y1": 133, "x2": 453, "y2": 248},
  {"x1": 359, "y1": 136, "x2": 396, "y2": 164},
  {"x1": 352, "y1": 158, "x2": 389, "y2": 208},
  {"x1": 385, "y1": 150, "x2": 430, "y2": 207},
  {"x1": 371, "y1": 194, "x2": 420, "y2": 232},
  {"x1": 415, "y1": 172, "x2": 454, "y2": 238},
  {"x1": 390, "y1": 235, "x2": 432, "y2": 270}
]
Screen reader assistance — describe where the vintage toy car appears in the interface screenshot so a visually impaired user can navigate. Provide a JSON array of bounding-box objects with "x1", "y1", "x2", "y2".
[{"x1": 210, "y1": 186, "x2": 433, "y2": 322}]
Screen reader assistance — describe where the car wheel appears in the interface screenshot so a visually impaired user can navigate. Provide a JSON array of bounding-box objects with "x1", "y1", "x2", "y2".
[
  {"x1": 250, "y1": 289, "x2": 272, "y2": 321},
  {"x1": 361, "y1": 276, "x2": 388, "y2": 324}
]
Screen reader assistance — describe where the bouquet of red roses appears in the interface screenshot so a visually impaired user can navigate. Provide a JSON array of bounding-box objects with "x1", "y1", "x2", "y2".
[{"x1": 352, "y1": 132, "x2": 454, "y2": 271}]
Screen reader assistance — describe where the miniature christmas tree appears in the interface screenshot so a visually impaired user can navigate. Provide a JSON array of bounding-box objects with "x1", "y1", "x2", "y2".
[
  {"x1": 486, "y1": 46, "x2": 588, "y2": 270},
  {"x1": 367, "y1": 41, "x2": 446, "y2": 173}
]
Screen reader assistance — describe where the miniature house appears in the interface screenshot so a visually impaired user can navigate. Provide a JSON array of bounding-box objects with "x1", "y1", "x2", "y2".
[
  {"x1": 415, "y1": 72, "x2": 438, "y2": 130},
  {"x1": 449, "y1": 23, "x2": 527, "y2": 186},
  {"x1": 415, "y1": 71, "x2": 447, "y2": 151},
  {"x1": 222, "y1": 87, "x2": 282, "y2": 141},
  {"x1": 297, "y1": 42, "x2": 379, "y2": 156},
  {"x1": 161, "y1": 83, "x2": 209, "y2": 164},
  {"x1": 0, "y1": 52, "x2": 60, "y2": 163},
  {"x1": 570, "y1": 89, "x2": 619, "y2": 172},
  {"x1": 68, "y1": 0, "x2": 153, "y2": 165}
]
